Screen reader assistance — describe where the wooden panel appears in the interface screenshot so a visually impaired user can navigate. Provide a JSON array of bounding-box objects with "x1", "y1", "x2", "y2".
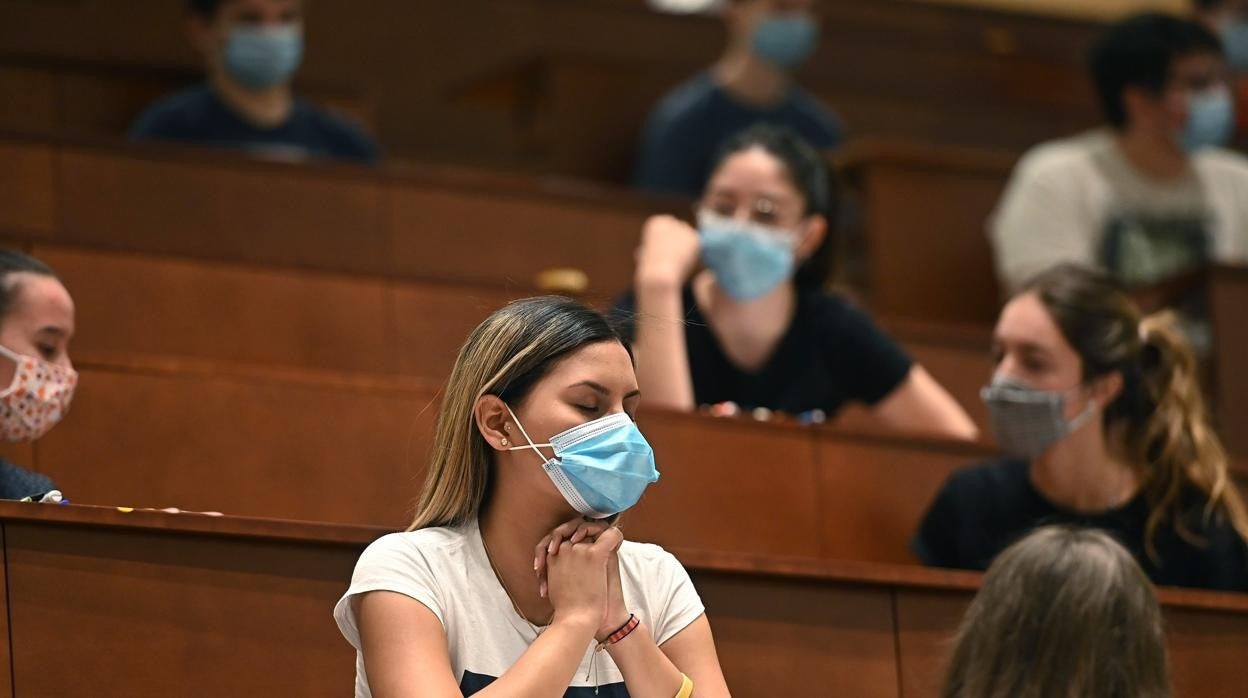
[
  {"x1": 0, "y1": 66, "x2": 56, "y2": 135},
  {"x1": 0, "y1": 526, "x2": 11, "y2": 698},
  {"x1": 817, "y1": 437, "x2": 982, "y2": 563},
  {"x1": 895, "y1": 588, "x2": 970, "y2": 698},
  {"x1": 693, "y1": 570, "x2": 900, "y2": 698},
  {"x1": 5, "y1": 522, "x2": 359, "y2": 698},
  {"x1": 37, "y1": 246, "x2": 398, "y2": 375},
  {"x1": 56, "y1": 149, "x2": 388, "y2": 274},
  {"x1": 1166, "y1": 605, "x2": 1248, "y2": 698},
  {"x1": 386, "y1": 184, "x2": 644, "y2": 295},
  {"x1": 627, "y1": 416, "x2": 822, "y2": 558},
  {"x1": 1210, "y1": 267, "x2": 1248, "y2": 457},
  {"x1": 846, "y1": 142, "x2": 1012, "y2": 324},
  {"x1": 392, "y1": 283, "x2": 526, "y2": 381},
  {"x1": 0, "y1": 143, "x2": 56, "y2": 237},
  {"x1": 35, "y1": 366, "x2": 435, "y2": 527}
]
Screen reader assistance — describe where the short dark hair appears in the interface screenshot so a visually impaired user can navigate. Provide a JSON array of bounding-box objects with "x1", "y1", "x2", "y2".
[
  {"x1": 708, "y1": 124, "x2": 838, "y2": 290},
  {"x1": 0, "y1": 250, "x2": 57, "y2": 322},
  {"x1": 1192, "y1": 0, "x2": 1225, "y2": 10},
  {"x1": 188, "y1": 0, "x2": 222, "y2": 18},
  {"x1": 1088, "y1": 12, "x2": 1223, "y2": 129}
]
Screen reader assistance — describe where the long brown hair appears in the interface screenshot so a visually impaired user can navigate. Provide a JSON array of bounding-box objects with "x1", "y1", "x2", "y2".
[
  {"x1": 407, "y1": 296, "x2": 628, "y2": 531},
  {"x1": 1023, "y1": 264, "x2": 1248, "y2": 559},
  {"x1": 942, "y1": 525, "x2": 1171, "y2": 698}
]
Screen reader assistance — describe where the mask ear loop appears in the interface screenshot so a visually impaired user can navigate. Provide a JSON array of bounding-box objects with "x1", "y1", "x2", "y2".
[{"x1": 502, "y1": 404, "x2": 555, "y2": 464}]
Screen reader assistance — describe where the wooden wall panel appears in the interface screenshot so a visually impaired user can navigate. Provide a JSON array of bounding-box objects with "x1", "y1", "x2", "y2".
[
  {"x1": 5, "y1": 522, "x2": 359, "y2": 698},
  {"x1": 1210, "y1": 268, "x2": 1248, "y2": 458},
  {"x1": 56, "y1": 149, "x2": 387, "y2": 274},
  {"x1": 385, "y1": 185, "x2": 643, "y2": 295},
  {"x1": 392, "y1": 283, "x2": 525, "y2": 381},
  {"x1": 0, "y1": 67, "x2": 57, "y2": 135},
  {"x1": 628, "y1": 417, "x2": 822, "y2": 558},
  {"x1": 816, "y1": 438, "x2": 981, "y2": 563},
  {"x1": 1166, "y1": 605, "x2": 1248, "y2": 698},
  {"x1": 38, "y1": 246, "x2": 398, "y2": 375},
  {"x1": 894, "y1": 588, "x2": 970, "y2": 698},
  {"x1": 0, "y1": 143, "x2": 56, "y2": 237},
  {"x1": 35, "y1": 367, "x2": 436, "y2": 528},
  {"x1": 694, "y1": 571, "x2": 900, "y2": 698}
]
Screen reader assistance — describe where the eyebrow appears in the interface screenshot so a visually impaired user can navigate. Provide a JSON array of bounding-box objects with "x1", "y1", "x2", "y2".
[
  {"x1": 569, "y1": 381, "x2": 641, "y2": 400},
  {"x1": 36, "y1": 327, "x2": 69, "y2": 338}
]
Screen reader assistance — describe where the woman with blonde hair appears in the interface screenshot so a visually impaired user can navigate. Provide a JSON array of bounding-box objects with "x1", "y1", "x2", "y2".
[
  {"x1": 942, "y1": 525, "x2": 1171, "y2": 698},
  {"x1": 334, "y1": 296, "x2": 730, "y2": 697},
  {"x1": 914, "y1": 263, "x2": 1248, "y2": 590}
]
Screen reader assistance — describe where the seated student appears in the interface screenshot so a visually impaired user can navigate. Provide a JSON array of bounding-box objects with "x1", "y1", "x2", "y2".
[
  {"x1": 0, "y1": 252, "x2": 76, "y2": 500},
  {"x1": 334, "y1": 297, "x2": 730, "y2": 697},
  {"x1": 634, "y1": 0, "x2": 844, "y2": 197},
  {"x1": 616, "y1": 125, "x2": 978, "y2": 440},
  {"x1": 913, "y1": 264, "x2": 1248, "y2": 591},
  {"x1": 1194, "y1": 0, "x2": 1248, "y2": 141},
  {"x1": 990, "y1": 12, "x2": 1248, "y2": 293},
  {"x1": 942, "y1": 526, "x2": 1171, "y2": 698},
  {"x1": 130, "y1": 0, "x2": 378, "y2": 164}
]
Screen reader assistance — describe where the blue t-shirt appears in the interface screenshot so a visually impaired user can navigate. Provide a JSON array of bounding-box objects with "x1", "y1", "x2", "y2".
[
  {"x1": 129, "y1": 85, "x2": 379, "y2": 164},
  {"x1": 633, "y1": 72, "x2": 844, "y2": 197}
]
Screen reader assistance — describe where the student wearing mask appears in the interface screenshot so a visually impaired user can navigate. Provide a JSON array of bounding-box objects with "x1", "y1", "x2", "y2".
[
  {"x1": 0, "y1": 252, "x2": 77, "y2": 499},
  {"x1": 1194, "y1": 0, "x2": 1248, "y2": 140},
  {"x1": 913, "y1": 264, "x2": 1248, "y2": 591},
  {"x1": 616, "y1": 125, "x2": 978, "y2": 440},
  {"x1": 990, "y1": 13, "x2": 1248, "y2": 293},
  {"x1": 335, "y1": 297, "x2": 730, "y2": 697},
  {"x1": 130, "y1": 0, "x2": 378, "y2": 163},
  {"x1": 634, "y1": 0, "x2": 844, "y2": 197},
  {"x1": 941, "y1": 526, "x2": 1171, "y2": 698}
]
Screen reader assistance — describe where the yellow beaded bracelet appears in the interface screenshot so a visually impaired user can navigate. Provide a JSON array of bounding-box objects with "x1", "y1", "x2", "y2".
[{"x1": 674, "y1": 673, "x2": 693, "y2": 698}]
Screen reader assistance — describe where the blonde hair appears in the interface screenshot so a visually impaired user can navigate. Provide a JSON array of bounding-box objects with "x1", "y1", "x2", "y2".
[
  {"x1": 1024, "y1": 264, "x2": 1248, "y2": 560},
  {"x1": 407, "y1": 296, "x2": 627, "y2": 531},
  {"x1": 942, "y1": 526, "x2": 1170, "y2": 698}
]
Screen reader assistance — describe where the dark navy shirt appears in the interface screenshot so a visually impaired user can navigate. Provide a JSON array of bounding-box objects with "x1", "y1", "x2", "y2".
[
  {"x1": 0, "y1": 458, "x2": 55, "y2": 501},
  {"x1": 633, "y1": 72, "x2": 844, "y2": 197},
  {"x1": 129, "y1": 85, "x2": 379, "y2": 164}
]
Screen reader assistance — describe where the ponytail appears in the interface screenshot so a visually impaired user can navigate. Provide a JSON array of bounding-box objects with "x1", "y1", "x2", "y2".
[{"x1": 1120, "y1": 312, "x2": 1248, "y2": 560}]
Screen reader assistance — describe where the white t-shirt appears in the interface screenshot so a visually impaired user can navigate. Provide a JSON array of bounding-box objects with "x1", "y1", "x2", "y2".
[
  {"x1": 333, "y1": 520, "x2": 705, "y2": 697},
  {"x1": 989, "y1": 130, "x2": 1248, "y2": 292}
]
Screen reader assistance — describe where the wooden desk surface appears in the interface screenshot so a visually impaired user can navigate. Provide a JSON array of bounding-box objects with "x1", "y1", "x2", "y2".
[{"x1": 0, "y1": 502, "x2": 1243, "y2": 698}]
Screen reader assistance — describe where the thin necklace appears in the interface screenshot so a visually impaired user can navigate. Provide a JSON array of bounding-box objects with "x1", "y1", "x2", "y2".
[{"x1": 481, "y1": 531, "x2": 553, "y2": 637}]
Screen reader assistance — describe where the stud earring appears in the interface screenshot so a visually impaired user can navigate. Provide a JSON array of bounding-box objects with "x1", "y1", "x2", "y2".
[{"x1": 500, "y1": 437, "x2": 510, "y2": 448}]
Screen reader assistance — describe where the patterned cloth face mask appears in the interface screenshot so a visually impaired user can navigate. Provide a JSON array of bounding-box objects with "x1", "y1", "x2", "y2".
[
  {"x1": 504, "y1": 405, "x2": 659, "y2": 519},
  {"x1": 0, "y1": 344, "x2": 77, "y2": 442}
]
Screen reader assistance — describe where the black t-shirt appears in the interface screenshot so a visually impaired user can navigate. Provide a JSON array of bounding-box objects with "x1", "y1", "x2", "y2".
[
  {"x1": 129, "y1": 85, "x2": 379, "y2": 164},
  {"x1": 612, "y1": 285, "x2": 913, "y2": 416},
  {"x1": 912, "y1": 458, "x2": 1248, "y2": 592}
]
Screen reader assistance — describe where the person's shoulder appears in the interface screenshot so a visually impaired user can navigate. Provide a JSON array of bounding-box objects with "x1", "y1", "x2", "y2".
[
  {"x1": 800, "y1": 290, "x2": 881, "y2": 333},
  {"x1": 618, "y1": 540, "x2": 689, "y2": 586},
  {"x1": 129, "y1": 85, "x2": 216, "y2": 137},
  {"x1": 940, "y1": 458, "x2": 1030, "y2": 498},
  {"x1": 359, "y1": 525, "x2": 469, "y2": 564},
  {"x1": 1193, "y1": 146, "x2": 1248, "y2": 179},
  {"x1": 1012, "y1": 131, "x2": 1103, "y2": 179},
  {"x1": 644, "y1": 72, "x2": 720, "y2": 135},
  {"x1": 784, "y1": 87, "x2": 845, "y2": 144},
  {"x1": 293, "y1": 101, "x2": 380, "y2": 162}
]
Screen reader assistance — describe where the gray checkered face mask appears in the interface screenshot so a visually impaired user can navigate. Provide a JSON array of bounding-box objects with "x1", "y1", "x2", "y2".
[{"x1": 981, "y1": 375, "x2": 1098, "y2": 458}]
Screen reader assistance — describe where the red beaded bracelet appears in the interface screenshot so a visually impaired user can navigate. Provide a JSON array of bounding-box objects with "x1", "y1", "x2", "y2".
[{"x1": 597, "y1": 614, "x2": 640, "y2": 650}]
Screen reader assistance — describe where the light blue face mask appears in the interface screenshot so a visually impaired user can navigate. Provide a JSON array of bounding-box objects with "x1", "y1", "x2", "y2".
[
  {"x1": 224, "y1": 24, "x2": 304, "y2": 90},
  {"x1": 506, "y1": 407, "x2": 659, "y2": 519},
  {"x1": 1181, "y1": 86, "x2": 1235, "y2": 152},
  {"x1": 1222, "y1": 19, "x2": 1248, "y2": 72},
  {"x1": 698, "y1": 210, "x2": 798, "y2": 301},
  {"x1": 751, "y1": 14, "x2": 819, "y2": 69}
]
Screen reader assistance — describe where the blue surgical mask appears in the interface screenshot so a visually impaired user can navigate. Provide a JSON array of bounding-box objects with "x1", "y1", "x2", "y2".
[
  {"x1": 224, "y1": 24, "x2": 304, "y2": 90},
  {"x1": 751, "y1": 14, "x2": 819, "y2": 69},
  {"x1": 506, "y1": 407, "x2": 659, "y2": 519},
  {"x1": 698, "y1": 210, "x2": 797, "y2": 301},
  {"x1": 1222, "y1": 19, "x2": 1248, "y2": 72},
  {"x1": 1181, "y1": 86, "x2": 1235, "y2": 152}
]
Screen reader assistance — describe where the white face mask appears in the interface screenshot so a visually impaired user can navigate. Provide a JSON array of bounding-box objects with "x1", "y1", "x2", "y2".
[{"x1": 0, "y1": 344, "x2": 77, "y2": 442}]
